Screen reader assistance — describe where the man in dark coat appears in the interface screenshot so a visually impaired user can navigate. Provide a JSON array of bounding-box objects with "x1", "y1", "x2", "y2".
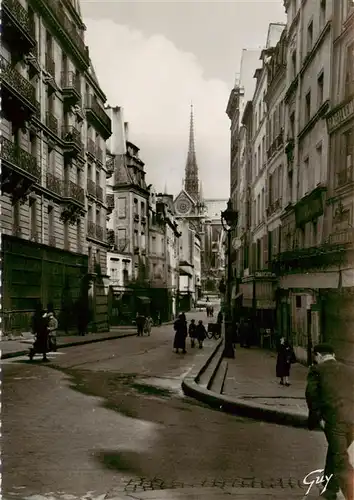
[
  {"x1": 136, "y1": 312, "x2": 146, "y2": 336},
  {"x1": 196, "y1": 320, "x2": 207, "y2": 349},
  {"x1": 29, "y1": 303, "x2": 50, "y2": 362},
  {"x1": 305, "y1": 344, "x2": 354, "y2": 500},
  {"x1": 173, "y1": 313, "x2": 187, "y2": 353}
]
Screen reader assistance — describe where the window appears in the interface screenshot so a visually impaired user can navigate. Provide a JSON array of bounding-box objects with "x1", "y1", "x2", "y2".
[
  {"x1": 345, "y1": 42, "x2": 354, "y2": 99},
  {"x1": 296, "y1": 296, "x2": 302, "y2": 308},
  {"x1": 305, "y1": 91, "x2": 311, "y2": 122},
  {"x1": 152, "y1": 235, "x2": 156, "y2": 253},
  {"x1": 64, "y1": 221, "x2": 69, "y2": 250},
  {"x1": 269, "y1": 174, "x2": 273, "y2": 206},
  {"x1": 47, "y1": 145, "x2": 55, "y2": 174},
  {"x1": 258, "y1": 144, "x2": 261, "y2": 173},
  {"x1": 278, "y1": 165, "x2": 283, "y2": 202},
  {"x1": 117, "y1": 197, "x2": 126, "y2": 218},
  {"x1": 303, "y1": 157, "x2": 309, "y2": 195},
  {"x1": 316, "y1": 143, "x2": 323, "y2": 185},
  {"x1": 77, "y1": 220, "x2": 81, "y2": 252},
  {"x1": 12, "y1": 125, "x2": 20, "y2": 147},
  {"x1": 262, "y1": 136, "x2": 265, "y2": 165},
  {"x1": 134, "y1": 198, "x2": 138, "y2": 214},
  {"x1": 48, "y1": 205, "x2": 54, "y2": 244},
  {"x1": 29, "y1": 197, "x2": 36, "y2": 240},
  {"x1": 30, "y1": 132, "x2": 37, "y2": 158},
  {"x1": 307, "y1": 22, "x2": 313, "y2": 54},
  {"x1": 261, "y1": 188, "x2": 265, "y2": 220},
  {"x1": 87, "y1": 204, "x2": 93, "y2": 222},
  {"x1": 317, "y1": 72, "x2": 324, "y2": 108},
  {"x1": 257, "y1": 194, "x2": 261, "y2": 224},
  {"x1": 290, "y1": 112, "x2": 295, "y2": 137},
  {"x1": 134, "y1": 230, "x2": 139, "y2": 247},
  {"x1": 96, "y1": 209, "x2": 100, "y2": 227},
  {"x1": 118, "y1": 228, "x2": 127, "y2": 251},
  {"x1": 88, "y1": 246, "x2": 92, "y2": 270},
  {"x1": 141, "y1": 201, "x2": 145, "y2": 216},
  {"x1": 291, "y1": 51, "x2": 297, "y2": 79},
  {"x1": 77, "y1": 167, "x2": 81, "y2": 187},
  {"x1": 320, "y1": 0, "x2": 326, "y2": 29},
  {"x1": 95, "y1": 169, "x2": 100, "y2": 187}
]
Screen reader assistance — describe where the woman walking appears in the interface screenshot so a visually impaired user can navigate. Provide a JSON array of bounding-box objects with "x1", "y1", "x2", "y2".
[
  {"x1": 173, "y1": 313, "x2": 187, "y2": 353},
  {"x1": 276, "y1": 337, "x2": 296, "y2": 386},
  {"x1": 196, "y1": 320, "x2": 207, "y2": 349},
  {"x1": 144, "y1": 315, "x2": 153, "y2": 336}
]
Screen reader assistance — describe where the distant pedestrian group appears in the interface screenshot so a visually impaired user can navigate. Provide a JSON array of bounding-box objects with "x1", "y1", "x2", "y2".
[
  {"x1": 173, "y1": 313, "x2": 206, "y2": 353},
  {"x1": 136, "y1": 312, "x2": 153, "y2": 336}
]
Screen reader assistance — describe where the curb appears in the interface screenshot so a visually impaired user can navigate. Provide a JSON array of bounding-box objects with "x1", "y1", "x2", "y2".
[
  {"x1": 182, "y1": 343, "x2": 310, "y2": 429},
  {"x1": 1, "y1": 321, "x2": 175, "y2": 360}
]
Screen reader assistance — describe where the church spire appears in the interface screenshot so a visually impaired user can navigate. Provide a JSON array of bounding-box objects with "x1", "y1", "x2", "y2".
[{"x1": 184, "y1": 104, "x2": 199, "y2": 202}]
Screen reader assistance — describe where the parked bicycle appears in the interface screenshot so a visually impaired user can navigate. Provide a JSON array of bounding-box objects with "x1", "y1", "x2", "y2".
[{"x1": 206, "y1": 322, "x2": 222, "y2": 340}]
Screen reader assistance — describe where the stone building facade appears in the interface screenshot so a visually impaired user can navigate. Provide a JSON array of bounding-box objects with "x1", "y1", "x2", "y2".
[{"x1": 1, "y1": 0, "x2": 111, "y2": 333}]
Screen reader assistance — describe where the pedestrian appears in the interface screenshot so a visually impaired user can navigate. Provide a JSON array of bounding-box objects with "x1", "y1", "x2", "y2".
[
  {"x1": 45, "y1": 303, "x2": 58, "y2": 352},
  {"x1": 210, "y1": 306, "x2": 214, "y2": 317},
  {"x1": 173, "y1": 313, "x2": 187, "y2": 354},
  {"x1": 196, "y1": 320, "x2": 207, "y2": 348},
  {"x1": 144, "y1": 315, "x2": 153, "y2": 336},
  {"x1": 276, "y1": 336, "x2": 296, "y2": 386},
  {"x1": 29, "y1": 302, "x2": 50, "y2": 362},
  {"x1": 136, "y1": 312, "x2": 145, "y2": 336},
  {"x1": 189, "y1": 319, "x2": 197, "y2": 348},
  {"x1": 306, "y1": 344, "x2": 354, "y2": 500}
]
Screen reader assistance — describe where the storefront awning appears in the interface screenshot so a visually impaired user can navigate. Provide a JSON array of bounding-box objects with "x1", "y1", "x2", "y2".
[{"x1": 179, "y1": 266, "x2": 193, "y2": 276}]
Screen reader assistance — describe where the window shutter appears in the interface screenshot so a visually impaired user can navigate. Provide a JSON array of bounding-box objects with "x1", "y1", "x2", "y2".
[{"x1": 265, "y1": 177, "x2": 269, "y2": 210}]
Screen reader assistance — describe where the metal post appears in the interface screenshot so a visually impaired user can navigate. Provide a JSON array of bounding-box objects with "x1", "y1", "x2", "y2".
[{"x1": 223, "y1": 229, "x2": 235, "y2": 358}]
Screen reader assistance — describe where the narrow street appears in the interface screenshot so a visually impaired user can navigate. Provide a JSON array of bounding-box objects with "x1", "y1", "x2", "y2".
[{"x1": 3, "y1": 312, "x2": 326, "y2": 499}]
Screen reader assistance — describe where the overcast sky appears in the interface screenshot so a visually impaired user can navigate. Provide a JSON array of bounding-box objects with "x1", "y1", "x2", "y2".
[{"x1": 81, "y1": 0, "x2": 286, "y2": 198}]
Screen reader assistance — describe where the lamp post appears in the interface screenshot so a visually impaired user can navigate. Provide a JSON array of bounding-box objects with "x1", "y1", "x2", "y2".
[{"x1": 221, "y1": 199, "x2": 238, "y2": 359}]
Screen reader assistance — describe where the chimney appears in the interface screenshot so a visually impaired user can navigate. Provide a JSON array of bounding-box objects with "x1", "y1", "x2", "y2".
[{"x1": 124, "y1": 122, "x2": 129, "y2": 141}]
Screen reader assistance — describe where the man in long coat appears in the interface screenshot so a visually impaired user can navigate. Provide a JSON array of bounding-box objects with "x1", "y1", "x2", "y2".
[
  {"x1": 305, "y1": 344, "x2": 354, "y2": 500},
  {"x1": 173, "y1": 313, "x2": 187, "y2": 353}
]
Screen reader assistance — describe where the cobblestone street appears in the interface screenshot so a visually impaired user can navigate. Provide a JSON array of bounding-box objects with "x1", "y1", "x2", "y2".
[{"x1": 2, "y1": 313, "x2": 328, "y2": 499}]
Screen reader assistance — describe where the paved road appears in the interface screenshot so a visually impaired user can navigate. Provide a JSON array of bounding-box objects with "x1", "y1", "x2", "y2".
[{"x1": 2, "y1": 311, "x2": 327, "y2": 499}]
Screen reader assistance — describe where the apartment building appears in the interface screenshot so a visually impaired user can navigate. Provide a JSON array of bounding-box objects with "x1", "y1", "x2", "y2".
[
  {"x1": 322, "y1": 0, "x2": 354, "y2": 362},
  {"x1": 236, "y1": 24, "x2": 285, "y2": 338},
  {"x1": 277, "y1": 0, "x2": 335, "y2": 362},
  {"x1": 1, "y1": 0, "x2": 111, "y2": 333}
]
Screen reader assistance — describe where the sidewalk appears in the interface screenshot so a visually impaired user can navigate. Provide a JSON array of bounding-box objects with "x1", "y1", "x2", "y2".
[
  {"x1": 182, "y1": 341, "x2": 311, "y2": 428},
  {"x1": 222, "y1": 347, "x2": 308, "y2": 420}
]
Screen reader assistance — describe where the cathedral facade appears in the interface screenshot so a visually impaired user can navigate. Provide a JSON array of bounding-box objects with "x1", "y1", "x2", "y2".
[{"x1": 174, "y1": 106, "x2": 227, "y2": 303}]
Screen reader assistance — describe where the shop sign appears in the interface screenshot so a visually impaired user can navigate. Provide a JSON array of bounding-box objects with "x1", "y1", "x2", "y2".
[
  {"x1": 256, "y1": 300, "x2": 276, "y2": 309},
  {"x1": 327, "y1": 97, "x2": 354, "y2": 134},
  {"x1": 295, "y1": 191, "x2": 323, "y2": 227},
  {"x1": 255, "y1": 271, "x2": 276, "y2": 279}
]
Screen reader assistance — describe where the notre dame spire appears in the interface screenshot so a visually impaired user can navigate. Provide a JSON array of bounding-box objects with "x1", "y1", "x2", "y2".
[{"x1": 184, "y1": 104, "x2": 199, "y2": 202}]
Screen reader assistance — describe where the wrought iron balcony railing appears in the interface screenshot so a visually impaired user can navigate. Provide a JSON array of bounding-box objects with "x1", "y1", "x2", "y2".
[
  {"x1": 46, "y1": 172, "x2": 62, "y2": 196},
  {"x1": 45, "y1": 111, "x2": 58, "y2": 135},
  {"x1": 1, "y1": 136, "x2": 40, "y2": 179},
  {"x1": 87, "y1": 179, "x2": 96, "y2": 197},
  {"x1": 36, "y1": 0, "x2": 89, "y2": 66},
  {"x1": 63, "y1": 180, "x2": 85, "y2": 205},
  {"x1": 96, "y1": 185, "x2": 103, "y2": 202},
  {"x1": 337, "y1": 165, "x2": 353, "y2": 187},
  {"x1": 61, "y1": 125, "x2": 84, "y2": 155},
  {"x1": 85, "y1": 95, "x2": 112, "y2": 139},
  {"x1": 3, "y1": 0, "x2": 36, "y2": 37},
  {"x1": 0, "y1": 55, "x2": 39, "y2": 112}
]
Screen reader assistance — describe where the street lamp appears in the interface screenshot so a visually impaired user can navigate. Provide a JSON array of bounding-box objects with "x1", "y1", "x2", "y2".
[{"x1": 221, "y1": 199, "x2": 238, "y2": 358}]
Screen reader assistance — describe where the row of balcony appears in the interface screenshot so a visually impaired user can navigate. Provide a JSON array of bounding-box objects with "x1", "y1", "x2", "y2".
[
  {"x1": 87, "y1": 221, "x2": 105, "y2": 242},
  {"x1": 35, "y1": 0, "x2": 89, "y2": 68},
  {"x1": 86, "y1": 138, "x2": 103, "y2": 163},
  {"x1": 2, "y1": 0, "x2": 36, "y2": 55},
  {"x1": 87, "y1": 179, "x2": 104, "y2": 202},
  {"x1": 267, "y1": 130, "x2": 284, "y2": 160},
  {"x1": 45, "y1": 173, "x2": 85, "y2": 204}
]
